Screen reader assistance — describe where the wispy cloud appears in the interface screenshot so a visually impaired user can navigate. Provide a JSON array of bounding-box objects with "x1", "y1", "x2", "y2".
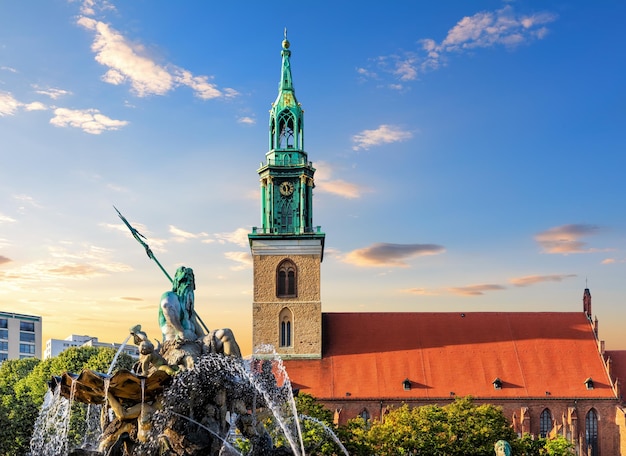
[
  {"x1": 224, "y1": 251, "x2": 252, "y2": 270},
  {"x1": 50, "y1": 107, "x2": 128, "y2": 134},
  {"x1": 0, "y1": 91, "x2": 24, "y2": 116},
  {"x1": 0, "y1": 213, "x2": 16, "y2": 224},
  {"x1": 448, "y1": 283, "x2": 506, "y2": 296},
  {"x1": 343, "y1": 242, "x2": 445, "y2": 267},
  {"x1": 0, "y1": 243, "x2": 132, "y2": 295},
  {"x1": 406, "y1": 271, "x2": 577, "y2": 296},
  {"x1": 534, "y1": 224, "x2": 600, "y2": 254},
  {"x1": 76, "y1": 16, "x2": 238, "y2": 100},
  {"x1": 214, "y1": 228, "x2": 250, "y2": 248},
  {"x1": 352, "y1": 124, "x2": 414, "y2": 151},
  {"x1": 360, "y1": 6, "x2": 557, "y2": 88},
  {"x1": 237, "y1": 116, "x2": 256, "y2": 125},
  {"x1": 33, "y1": 86, "x2": 72, "y2": 100},
  {"x1": 13, "y1": 194, "x2": 42, "y2": 209},
  {"x1": 314, "y1": 161, "x2": 367, "y2": 199},
  {"x1": 509, "y1": 273, "x2": 577, "y2": 287},
  {"x1": 0, "y1": 255, "x2": 11, "y2": 265},
  {"x1": 401, "y1": 287, "x2": 440, "y2": 296},
  {"x1": 168, "y1": 225, "x2": 209, "y2": 242}
]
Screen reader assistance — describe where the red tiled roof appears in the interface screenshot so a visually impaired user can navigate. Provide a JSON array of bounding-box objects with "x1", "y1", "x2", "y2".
[{"x1": 283, "y1": 312, "x2": 615, "y2": 400}]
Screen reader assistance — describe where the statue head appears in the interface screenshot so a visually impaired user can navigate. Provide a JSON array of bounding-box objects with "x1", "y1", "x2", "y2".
[
  {"x1": 172, "y1": 266, "x2": 195, "y2": 308},
  {"x1": 139, "y1": 339, "x2": 155, "y2": 356},
  {"x1": 494, "y1": 440, "x2": 512, "y2": 456},
  {"x1": 173, "y1": 266, "x2": 195, "y2": 292}
]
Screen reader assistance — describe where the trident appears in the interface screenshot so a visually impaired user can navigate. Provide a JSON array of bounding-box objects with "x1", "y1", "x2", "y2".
[{"x1": 113, "y1": 206, "x2": 210, "y2": 334}]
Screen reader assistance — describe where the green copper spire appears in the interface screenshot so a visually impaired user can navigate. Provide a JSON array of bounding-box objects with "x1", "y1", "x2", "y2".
[
  {"x1": 269, "y1": 28, "x2": 304, "y2": 152},
  {"x1": 249, "y1": 33, "x2": 324, "y2": 242},
  {"x1": 278, "y1": 28, "x2": 294, "y2": 93}
]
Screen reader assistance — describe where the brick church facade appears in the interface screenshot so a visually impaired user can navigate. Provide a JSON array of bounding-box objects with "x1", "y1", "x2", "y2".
[{"x1": 249, "y1": 35, "x2": 626, "y2": 455}]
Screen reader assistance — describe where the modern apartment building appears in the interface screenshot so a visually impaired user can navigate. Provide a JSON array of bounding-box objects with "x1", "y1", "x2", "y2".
[{"x1": 0, "y1": 311, "x2": 42, "y2": 362}]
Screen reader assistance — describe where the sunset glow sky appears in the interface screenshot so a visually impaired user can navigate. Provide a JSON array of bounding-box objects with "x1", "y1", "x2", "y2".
[{"x1": 1, "y1": 1, "x2": 625, "y2": 355}]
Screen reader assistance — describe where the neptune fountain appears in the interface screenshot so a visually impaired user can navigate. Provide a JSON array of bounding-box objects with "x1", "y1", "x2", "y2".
[{"x1": 29, "y1": 209, "x2": 324, "y2": 455}]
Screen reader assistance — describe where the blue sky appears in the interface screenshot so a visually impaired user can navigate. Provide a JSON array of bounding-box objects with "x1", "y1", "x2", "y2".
[{"x1": 1, "y1": 1, "x2": 625, "y2": 355}]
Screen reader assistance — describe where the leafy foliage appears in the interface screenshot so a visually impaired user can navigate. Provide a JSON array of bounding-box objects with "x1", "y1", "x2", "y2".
[
  {"x1": 360, "y1": 397, "x2": 516, "y2": 456},
  {"x1": 0, "y1": 346, "x2": 134, "y2": 455},
  {"x1": 513, "y1": 433, "x2": 576, "y2": 456}
]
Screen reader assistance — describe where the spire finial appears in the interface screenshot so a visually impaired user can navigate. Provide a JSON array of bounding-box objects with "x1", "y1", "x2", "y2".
[{"x1": 282, "y1": 28, "x2": 290, "y2": 49}]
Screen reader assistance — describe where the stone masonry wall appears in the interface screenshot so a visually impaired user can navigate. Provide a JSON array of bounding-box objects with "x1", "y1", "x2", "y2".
[{"x1": 252, "y1": 253, "x2": 322, "y2": 358}]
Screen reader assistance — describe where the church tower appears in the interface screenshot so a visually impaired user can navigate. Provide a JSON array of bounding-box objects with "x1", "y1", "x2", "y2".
[{"x1": 249, "y1": 33, "x2": 325, "y2": 359}]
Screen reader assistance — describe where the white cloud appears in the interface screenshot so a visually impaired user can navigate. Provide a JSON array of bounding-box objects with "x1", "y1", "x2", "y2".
[
  {"x1": 33, "y1": 87, "x2": 72, "y2": 100},
  {"x1": 224, "y1": 251, "x2": 252, "y2": 270},
  {"x1": 13, "y1": 194, "x2": 42, "y2": 209},
  {"x1": 50, "y1": 107, "x2": 128, "y2": 134},
  {"x1": 168, "y1": 225, "x2": 209, "y2": 242},
  {"x1": 78, "y1": 16, "x2": 175, "y2": 97},
  {"x1": 534, "y1": 224, "x2": 600, "y2": 254},
  {"x1": 215, "y1": 228, "x2": 250, "y2": 248},
  {"x1": 360, "y1": 6, "x2": 557, "y2": 85},
  {"x1": 24, "y1": 102, "x2": 47, "y2": 111},
  {"x1": 352, "y1": 124, "x2": 414, "y2": 151},
  {"x1": 174, "y1": 69, "x2": 223, "y2": 100},
  {"x1": 0, "y1": 91, "x2": 21, "y2": 116},
  {"x1": 0, "y1": 213, "x2": 16, "y2": 224},
  {"x1": 237, "y1": 116, "x2": 256, "y2": 125},
  {"x1": 76, "y1": 16, "x2": 237, "y2": 100},
  {"x1": 314, "y1": 161, "x2": 366, "y2": 199}
]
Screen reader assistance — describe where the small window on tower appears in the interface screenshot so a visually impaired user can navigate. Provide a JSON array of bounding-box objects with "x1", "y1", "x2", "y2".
[
  {"x1": 279, "y1": 307, "x2": 293, "y2": 347},
  {"x1": 276, "y1": 259, "x2": 297, "y2": 298}
]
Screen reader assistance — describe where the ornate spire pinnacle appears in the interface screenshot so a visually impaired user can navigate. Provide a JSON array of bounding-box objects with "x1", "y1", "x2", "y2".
[{"x1": 278, "y1": 29, "x2": 294, "y2": 94}]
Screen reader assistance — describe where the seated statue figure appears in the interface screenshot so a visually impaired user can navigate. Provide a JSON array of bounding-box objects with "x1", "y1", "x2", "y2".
[
  {"x1": 159, "y1": 266, "x2": 241, "y2": 358},
  {"x1": 159, "y1": 266, "x2": 205, "y2": 342}
]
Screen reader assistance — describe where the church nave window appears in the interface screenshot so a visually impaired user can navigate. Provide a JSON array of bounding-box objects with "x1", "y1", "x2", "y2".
[{"x1": 539, "y1": 408, "x2": 552, "y2": 438}]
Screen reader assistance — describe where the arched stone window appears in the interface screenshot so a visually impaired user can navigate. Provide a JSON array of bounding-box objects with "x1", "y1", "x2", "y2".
[
  {"x1": 539, "y1": 408, "x2": 552, "y2": 438},
  {"x1": 276, "y1": 259, "x2": 297, "y2": 298},
  {"x1": 279, "y1": 307, "x2": 293, "y2": 347},
  {"x1": 359, "y1": 409, "x2": 370, "y2": 422},
  {"x1": 585, "y1": 408, "x2": 599, "y2": 456}
]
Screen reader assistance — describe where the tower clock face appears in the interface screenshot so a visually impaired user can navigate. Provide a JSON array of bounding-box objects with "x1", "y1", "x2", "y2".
[{"x1": 279, "y1": 181, "x2": 294, "y2": 196}]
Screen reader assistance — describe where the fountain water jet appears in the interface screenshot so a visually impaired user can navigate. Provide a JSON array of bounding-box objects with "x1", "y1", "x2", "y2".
[{"x1": 29, "y1": 220, "x2": 346, "y2": 455}]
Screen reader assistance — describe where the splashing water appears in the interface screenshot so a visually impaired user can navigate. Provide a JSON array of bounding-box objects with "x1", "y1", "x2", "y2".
[
  {"x1": 251, "y1": 344, "x2": 306, "y2": 456},
  {"x1": 300, "y1": 414, "x2": 350, "y2": 456},
  {"x1": 169, "y1": 411, "x2": 243, "y2": 455},
  {"x1": 107, "y1": 334, "x2": 131, "y2": 375},
  {"x1": 30, "y1": 344, "x2": 348, "y2": 455}
]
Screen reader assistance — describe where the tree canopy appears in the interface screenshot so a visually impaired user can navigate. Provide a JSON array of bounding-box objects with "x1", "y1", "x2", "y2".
[{"x1": 0, "y1": 346, "x2": 134, "y2": 455}]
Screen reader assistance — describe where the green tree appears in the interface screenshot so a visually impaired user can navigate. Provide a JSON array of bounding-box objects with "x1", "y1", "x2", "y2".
[
  {"x1": 543, "y1": 435, "x2": 575, "y2": 455},
  {"x1": 362, "y1": 397, "x2": 517, "y2": 456},
  {"x1": 262, "y1": 393, "x2": 344, "y2": 455},
  {"x1": 294, "y1": 393, "x2": 344, "y2": 455},
  {"x1": 0, "y1": 346, "x2": 134, "y2": 455},
  {"x1": 0, "y1": 358, "x2": 41, "y2": 456},
  {"x1": 514, "y1": 434, "x2": 575, "y2": 456},
  {"x1": 336, "y1": 416, "x2": 372, "y2": 456}
]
